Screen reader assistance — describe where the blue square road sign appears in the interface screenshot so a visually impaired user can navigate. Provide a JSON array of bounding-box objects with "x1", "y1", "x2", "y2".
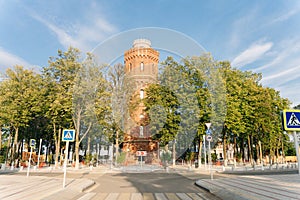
[
  {"x1": 62, "y1": 129, "x2": 75, "y2": 142},
  {"x1": 30, "y1": 139, "x2": 36, "y2": 148},
  {"x1": 283, "y1": 110, "x2": 300, "y2": 131}
]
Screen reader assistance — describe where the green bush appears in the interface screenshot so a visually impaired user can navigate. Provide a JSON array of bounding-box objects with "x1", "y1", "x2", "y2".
[
  {"x1": 185, "y1": 152, "x2": 195, "y2": 162},
  {"x1": 0, "y1": 155, "x2": 5, "y2": 163},
  {"x1": 117, "y1": 152, "x2": 126, "y2": 164},
  {"x1": 211, "y1": 153, "x2": 217, "y2": 162},
  {"x1": 161, "y1": 151, "x2": 172, "y2": 163},
  {"x1": 85, "y1": 154, "x2": 93, "y2": 165}
]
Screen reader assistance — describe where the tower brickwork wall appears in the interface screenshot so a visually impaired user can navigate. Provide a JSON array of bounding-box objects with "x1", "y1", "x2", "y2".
[{"x1": 122, "y1": 39, "x2": 160, "y2": 162}]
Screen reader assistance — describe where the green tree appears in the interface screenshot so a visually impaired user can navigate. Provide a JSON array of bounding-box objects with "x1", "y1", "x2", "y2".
[
  {"x1": 144, "y1": 83, "x2": 180, "y2": 146},
  {"x1": 0, "y1": 66, "x2": 44, "y2": 163},
  {"x1": 105, "y1": 63, "x2": 136, "y2": 164},
  {"x1": 72, "y1": 53, "x2": 110, "y2": 169},
  {"x1": 43, "y1": 47, "x2": 81, "y2": 167}
]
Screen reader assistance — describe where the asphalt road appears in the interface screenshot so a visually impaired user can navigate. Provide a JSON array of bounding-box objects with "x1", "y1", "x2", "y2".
[
  {"x1": 88, "y1": 172, "x2": 208, "y2": 193},
  {"x1": 85, "y1": 170, "x2": 224, "y2": 199},
  {"x1": 0, "y1": 168, "x2": 221, "y2": 199}
]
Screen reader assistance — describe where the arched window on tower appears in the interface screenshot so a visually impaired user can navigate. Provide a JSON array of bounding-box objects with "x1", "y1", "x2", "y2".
[
  {"x1": 129, "y1": 63, "x2": 132, "y2": 72},
  {"x1": 139, "y1": 126, "x2": 144, "y2": 137},
  {"x1": 140, "y1": 62, "x2": 144, "y2": 71},
  {"x1": 140, "y1": 89, "x2": 144, "y2": 99}
]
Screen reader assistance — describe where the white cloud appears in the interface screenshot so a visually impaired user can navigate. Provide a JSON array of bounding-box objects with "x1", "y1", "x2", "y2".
[
  {"x1": 271, "y1": 8, "x2": 300, "y2": 24},
  {"x1": 29, "y1": 7, "x2": 117, "y2": 52},
  {"x1": 252, "y1": 38, "x2": 300, "y2": 105},
  {"x1": 231, "y1": 41, "x2": 273, "y2": 68},
  {"x1": 0, "y1": 47, "x2": 30, "y2": 71},
  {"x1": 262, "y1": 64, "x2": 300, "y2": 85},
  {"x1": 30, "y1": 13, "x2": 82, "y2": 49}
]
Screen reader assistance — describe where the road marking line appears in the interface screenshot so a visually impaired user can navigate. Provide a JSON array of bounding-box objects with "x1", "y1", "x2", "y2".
[
  {"x1": 106, "y1": 193, "x2": 119, "y2": 200},
  {"x1": 131, "y1": 192, "x2": 143, "y2": 200},
  {"x1": 155, "y1": 193, "x2": 168, "y2": 200},
  {"x1": 176, "y1": 193, "x2": 192, "y2": 200}
]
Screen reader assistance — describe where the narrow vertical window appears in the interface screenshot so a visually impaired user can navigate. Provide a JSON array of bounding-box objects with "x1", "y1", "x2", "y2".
[
  {"x1": 140, "y1": 62, "x2": 144, "y2": 71},
  {"x1": 140, "y1": 126, "x2": 144, "y2": 137},
  {"x1": 140, "y1": 89, "x2": 144, "y2": 99}
]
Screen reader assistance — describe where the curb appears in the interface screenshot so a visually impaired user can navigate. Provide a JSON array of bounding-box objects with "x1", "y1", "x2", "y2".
[
  {"x1": 194, "y1": 181, "x2": 210, "y2": 192},
  {"x1": 80, "y1": 180, "x2": 96, "y2": 192}
]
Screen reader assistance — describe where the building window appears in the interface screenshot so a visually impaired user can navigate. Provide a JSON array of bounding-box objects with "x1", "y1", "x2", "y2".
[
  {"x1": 140, "y1": 89, "x2": 144, "y2": 99},
  {"x1": 140, "y1": 62, "x2": 144, "y2": 71},
  {"x1": 140, "y1": 126, "x2": 144, "y2": 137},
  {"x1": 140, "y1": 114, "x2": 144, "y2": 119},
  {"x1": 129, "y1": 63, "x2": 132, "y2": 72}
]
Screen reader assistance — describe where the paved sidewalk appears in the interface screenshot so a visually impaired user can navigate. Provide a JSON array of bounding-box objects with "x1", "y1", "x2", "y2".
[
  {"x1": 0, "y1": 174, "x2": 95, "y2": 200},
  {"x1": 196, "y1": 174, "x2": 300, "y2": 200}
]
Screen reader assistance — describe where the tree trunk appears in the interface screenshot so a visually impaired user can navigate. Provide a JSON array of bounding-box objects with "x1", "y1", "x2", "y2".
[
  {"x1": 256, "y1": 144, "x2": 260, "y2": 164},
  {"x1": 172, "y1": 140, "x2": 176, "y2": 167},
  {"x1": 233, "y1": 136, "x2": 237, "y2": 161},
  {"x1": 247, "y1": 134, "x2": 252, "y2": 163},
  {"x1": 75, "y1": 110, "x2": 81, "y2": 170},
  {"x1": 223, "y1": 135, "x2": 227, "y2": 165},
  {"x1": 11, "y1": 127, "x2": 19, "y2": 161},
  {"x1": 282, "y1": 138, "x2": 285, "y2": 163},
  {"x1": 87, "y1": 136, "x2": 91, "y2": 155},
  {"x1": 259, "y1": 140, "x2": 262, "y2": 164},
  {"x1": 54, "y1": 124, "x2": 61, "y2": 168},
  {"x1": 198, "y1": 138, "x2": 203, "y2": 167},
  {"x1": 241, "y1": 138, "x2": 245, "y2": 162},
  {"x1": 115, "y1": 130, "x2": 119, "y2": 165},
  {"x1": 6, "y1": 133, "x2": 12, "y2": 166},
  {"x1": 0, "y1": 126, "x2": 2, "y2": 151},
  {"x1": 276, "y1": 145, "x2": 279, "y2": 164}
]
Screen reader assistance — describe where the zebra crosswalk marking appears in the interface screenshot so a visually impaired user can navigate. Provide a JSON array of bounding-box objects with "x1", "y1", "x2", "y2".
[
  {"x1": 188, "y1": 193, "x2": 204, "y2": 199},
  {"x1": 116, "y1": 193, "x2": 130, "y2": 200},
  {"x1": 131, "y1": 193, "x2": 143, "y2": 200},
  {"x1": 82, "y1": 192, "x2": 213, "y2": 200},
  {"x1": 142, "y1": 193, "x2": 155, "y2": 200},
  {"x1": 176, "y1": 193, "x2": 192, "y2": 200},
  {"x1": 106, "y1": 193, "x2": 119, "y2": 200},
  {"x1": 165, "y1": 193, "x2": 180, "y2": 200},
  {"x1": 155, "y1": 193, "x2": 168, "y2": 200},
  {"x1": 77, "y1": 192, "x2": 96, "y2": 200}
]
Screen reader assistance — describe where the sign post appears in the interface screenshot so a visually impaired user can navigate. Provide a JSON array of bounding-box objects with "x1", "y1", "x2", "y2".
[
  {"x1": 282, "y1": 110, "x2": 300, "y2": 175},
  {"x1": 37, "y1": 139, "x2": 42, "y2": 169},
  {"x1": 205, "y1": 123, "x2": 213, "y2": 180},
  {"x1": 203, "y1": 135, "x2": 206, "y2": 170},
  {"x1": 136, "y1": 151, "x2": 147, "y2": 168},
  {"x1": 62, "y1": 129, "x2": 75, "y2": 188},
  {"x1": 27, "y1": 139, "x2": 36, "y2": 177}
]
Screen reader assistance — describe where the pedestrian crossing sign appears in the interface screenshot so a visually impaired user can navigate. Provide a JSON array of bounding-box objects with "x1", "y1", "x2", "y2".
[
  {"x1": 30, "y1": 139, "x2": 36, "y2": 148},
  {"x1": 62, "y1": 129, "x2": 75, "y2": 142},
  {"x1": 283, "y1": 110, "x2": 300, "y2": 131}
]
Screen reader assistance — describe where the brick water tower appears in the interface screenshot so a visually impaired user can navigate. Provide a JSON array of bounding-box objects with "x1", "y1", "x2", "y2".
[{"x1": 123, "y1": 39, "x2": 160, "y2": 164}]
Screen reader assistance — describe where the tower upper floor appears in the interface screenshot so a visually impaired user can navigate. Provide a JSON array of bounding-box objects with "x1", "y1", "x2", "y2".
[{"x1": 124, "y1": 39, "x2": 159, "y2": 86}]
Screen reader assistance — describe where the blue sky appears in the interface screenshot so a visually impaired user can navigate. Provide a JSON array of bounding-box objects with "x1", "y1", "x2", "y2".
[{"x1": 0, "y1": 0, "x2": 300, "y2": 106}]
